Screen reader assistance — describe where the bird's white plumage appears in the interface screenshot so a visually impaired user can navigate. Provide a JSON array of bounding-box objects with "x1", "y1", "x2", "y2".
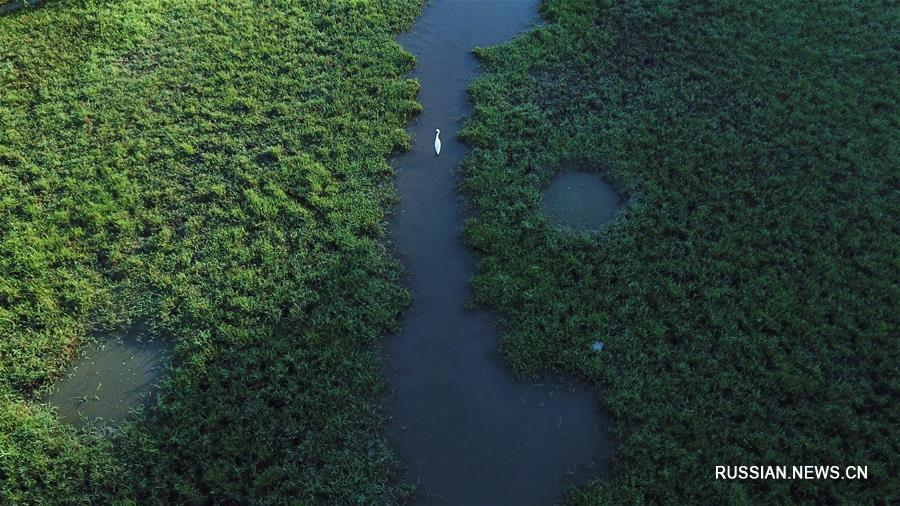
[{"x1": 434, "y1": 129, "x2": 442, "y2": 155}]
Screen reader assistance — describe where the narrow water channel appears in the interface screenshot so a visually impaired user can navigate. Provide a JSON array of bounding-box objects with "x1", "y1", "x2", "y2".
[{"x1": 384, "y1": 2, "x2": 613, "y2": 504}]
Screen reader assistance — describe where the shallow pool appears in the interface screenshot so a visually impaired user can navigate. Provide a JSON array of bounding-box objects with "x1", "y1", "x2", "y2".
[
  {"x1": 542, "y1": 170, "x2": 623, "y2": 232},
  {"x1": 46, "y1": 324, "x2": 168, "y2": 427}
]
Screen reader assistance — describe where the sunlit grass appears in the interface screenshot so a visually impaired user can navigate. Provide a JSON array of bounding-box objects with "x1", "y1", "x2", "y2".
[{"x1": 1, "y1": 0, "x2": 422, "y2": 502}]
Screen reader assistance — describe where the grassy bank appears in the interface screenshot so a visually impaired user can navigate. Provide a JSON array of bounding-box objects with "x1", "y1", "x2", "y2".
[
  {"x1": 462, "y1": 0, "x2": 897, "y2": 503},
  {"x1": 1, "y1": 0, "x2": 421, "y2": 502}
]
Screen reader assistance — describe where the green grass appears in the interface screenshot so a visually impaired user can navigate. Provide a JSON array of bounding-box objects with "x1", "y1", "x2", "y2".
[
  {"x1": 1, "y1": 0, "x2": 422, "y2": 502},
  {"x1": 461, "y1": 0, "x2": 898, "y2": 503}
]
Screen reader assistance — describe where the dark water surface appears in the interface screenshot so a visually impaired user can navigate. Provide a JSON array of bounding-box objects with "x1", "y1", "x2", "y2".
[
  {"x1": 0, "y1": 1, "x2": 36, "y2": 15},
  {"x1": 542, "y1": 171, "x2": 623, "y2": 232},
  {"x1": 384, "y1": 2, "x2": 613, "y2": 504},
  {"x1": 46, "y1": 325, "x2": 168, "y2": 427}
]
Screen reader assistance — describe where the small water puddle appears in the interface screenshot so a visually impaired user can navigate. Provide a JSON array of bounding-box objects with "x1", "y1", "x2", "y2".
[
  {"x1": 45, "y1": 323, "x2": 168, "y2": 427},
  {"x1": 0, "y1": 1, "x2": 38, "y2": 15},
  {"x1": 542, "y1": 170, "x2": 623, "y2": 232}
]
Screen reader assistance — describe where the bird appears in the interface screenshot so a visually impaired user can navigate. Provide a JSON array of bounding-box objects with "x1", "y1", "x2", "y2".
[{"x1": 434, "y1": 129, "x2": 441, "y2": 156}]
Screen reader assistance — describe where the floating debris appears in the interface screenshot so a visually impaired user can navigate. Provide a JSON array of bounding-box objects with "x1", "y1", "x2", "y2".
[{"x1": 591, "y1": 341, "x2": 605, "y2": 353}]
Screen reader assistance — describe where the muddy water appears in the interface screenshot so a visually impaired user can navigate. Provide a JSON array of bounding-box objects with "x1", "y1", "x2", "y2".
[
  {"x1": 384, "y1": 2, "x2": 613, "y2": 504},
  {"x1": 543, "y1": 171, "x2": 623, "y2": 232},
  {"x1": 46, "y1": 324, "x2": 168, "y2": 427}
]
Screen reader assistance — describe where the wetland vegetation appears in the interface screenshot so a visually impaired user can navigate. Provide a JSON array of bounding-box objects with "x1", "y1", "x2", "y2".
[
  {"x1": 1, "y1": 0, "x2": 896, "y2": 504},
  {"x1": 462, "y1": 0, "x2": 897, "y2": 503},
  {"x1": 2, "y1": 0, "x2": 421, "y2": 502}
]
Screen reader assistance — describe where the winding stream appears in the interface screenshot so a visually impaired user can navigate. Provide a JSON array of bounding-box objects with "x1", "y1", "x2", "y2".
[{"x1": 384, "y1": 2, "x2": 613, "y2": 504}]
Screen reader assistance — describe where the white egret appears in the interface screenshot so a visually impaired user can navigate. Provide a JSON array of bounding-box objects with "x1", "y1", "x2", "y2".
[{"x1": 434, "y1": 129, "x2": 441, "y2": 155}]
